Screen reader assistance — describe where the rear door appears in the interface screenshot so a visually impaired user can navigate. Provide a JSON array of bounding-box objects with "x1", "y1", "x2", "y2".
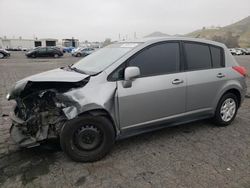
[
  {"x1": 116, "y1": 42, "x2": 187, "y2": 128},
  {"x1": 183, "y1": 42, "x2": 226, "y2": 112},
  {"x1": 37, "y1": 47, "x2": 47, "y2": 57},
  {"x1": 47, "y1": 48, "x2": 55, "y2": 57}
]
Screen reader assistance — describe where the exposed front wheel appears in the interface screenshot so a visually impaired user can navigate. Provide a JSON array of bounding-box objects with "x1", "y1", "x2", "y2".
[
  {"x1": 60, "y1": 115, "x2": 115, "y2": 162},
  {"x1": 76, "y1": 53, "x2": 81, "y2": 57},
  {"x1": 213, "y1": 93, "x2": 239, "y2": 126},
  {"x1": 54, "y1": 54, "x2": 59, "y2": 58}
]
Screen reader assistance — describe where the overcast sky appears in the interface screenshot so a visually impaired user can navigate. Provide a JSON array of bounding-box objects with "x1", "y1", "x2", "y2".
[{"x1": 0, "y1": 0, "x2": 250, "y2": 41}]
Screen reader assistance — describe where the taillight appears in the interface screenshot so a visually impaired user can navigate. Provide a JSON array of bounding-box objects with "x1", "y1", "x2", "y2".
[{"x1": 232, "y1": 66, "x2": 247, "y2": 77}]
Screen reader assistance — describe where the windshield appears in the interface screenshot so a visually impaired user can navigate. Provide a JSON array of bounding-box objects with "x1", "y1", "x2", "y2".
[{"x1": 72, "y1": 43, "x2": 140, "y2": 75}]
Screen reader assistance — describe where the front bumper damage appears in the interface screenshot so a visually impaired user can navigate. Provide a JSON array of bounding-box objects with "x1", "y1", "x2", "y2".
[
  {"x1": 9, "y1": 89, "x2": 71, "y2": 147},
  {"x1": 7, "y1": 68, "x2": 118, "y2": 148}
]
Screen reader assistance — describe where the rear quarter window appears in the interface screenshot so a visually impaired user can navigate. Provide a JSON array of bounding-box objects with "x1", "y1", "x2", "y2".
[{"x1": 210, "y1": 46, "x2": 224, "y2": 68}]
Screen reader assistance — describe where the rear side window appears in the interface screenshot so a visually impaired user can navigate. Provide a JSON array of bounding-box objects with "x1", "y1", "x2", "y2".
[
  {"x1": 128, "y1": 42, "x2": 180, "y2": 77},
  {"x1": 47, "y1": 48, "x2": 55, "y2": 52},
  {"x1": 38, "y1": 48, "x2": 46, "y2": 53},
  {"x1": 210, "y1": 46, "x2": 224, "y2": 68},
  {"x1": 184, "y1": 43, "x2": 212, "y2": 71}
]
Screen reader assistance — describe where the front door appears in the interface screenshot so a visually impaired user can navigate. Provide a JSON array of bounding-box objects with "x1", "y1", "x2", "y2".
[{"x1": 117, "y1": 42, "x2": 187, "y2": 128}]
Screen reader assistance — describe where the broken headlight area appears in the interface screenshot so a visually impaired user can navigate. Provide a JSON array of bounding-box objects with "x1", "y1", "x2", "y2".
[{"x1": 10, "y1": 90, "x2": 67, "y2": 147}]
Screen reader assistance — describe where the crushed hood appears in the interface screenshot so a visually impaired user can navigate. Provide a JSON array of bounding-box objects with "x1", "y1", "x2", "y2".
[
  {"x1": 20, "y1": 68, "x2": 89, "y2": 82},
  {"x1": 8, "y1": 68, "x2": 90, "y2": 99}
]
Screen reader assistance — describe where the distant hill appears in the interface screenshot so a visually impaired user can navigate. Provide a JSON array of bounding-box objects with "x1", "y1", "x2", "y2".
[
  {"x1": 144, "y1": 31, "x2": 170, "y2": 38},
  {"x1": 186, "y1": 16, "x2": 250, "y2": 47}
]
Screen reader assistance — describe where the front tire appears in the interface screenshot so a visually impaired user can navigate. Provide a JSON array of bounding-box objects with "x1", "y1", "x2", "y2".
[
  {"x1": 213, "y1": 93, "x2": 239, "y2": 126},
  {"x1": 60, "y1": 115, "x2": 115, "y2": 162}
]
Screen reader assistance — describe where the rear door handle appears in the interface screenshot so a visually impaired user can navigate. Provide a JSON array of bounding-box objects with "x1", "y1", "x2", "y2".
[
  {"x1": 217, "y1": 73, "x2": 225, "y2": 78},
  {"x1": 172, "y1": 79, "x2": 184, "y2": 85}
]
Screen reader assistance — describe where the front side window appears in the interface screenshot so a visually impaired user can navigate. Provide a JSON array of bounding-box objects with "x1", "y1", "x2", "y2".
[
  {"x1": 184, "y1": 42, "x2": 212, "y2": 71},
  {"x1": 128, "y1": 42, "x2": 180, "y2": 77}
]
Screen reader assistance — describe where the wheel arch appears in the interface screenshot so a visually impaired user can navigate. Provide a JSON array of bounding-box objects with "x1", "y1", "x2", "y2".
[
  {"x1": 222, "y1": 88, "x2": 241, "y2": 107},
  {"x1": 77, "y1": 109, "x2": 119, "y2": 136},
  {"x1": 215, "y1": 87, "x2": 242, "y2": 110}
]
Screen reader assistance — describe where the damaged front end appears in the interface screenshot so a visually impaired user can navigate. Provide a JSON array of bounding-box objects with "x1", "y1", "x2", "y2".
[
  {"x1": 7, "y1": 68, "x2": 90, "y2": 148},
  {"x1": 10, "y1": 89, "x2": 67, "y2": 147}
]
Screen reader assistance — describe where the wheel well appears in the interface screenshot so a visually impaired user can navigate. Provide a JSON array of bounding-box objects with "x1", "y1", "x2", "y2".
[
  {"x1": 224, "y1": 89, "x2": 241, "y2": 106},
  {"x1": 78, "y1": 109, "x2": 117, "y2": 135}
]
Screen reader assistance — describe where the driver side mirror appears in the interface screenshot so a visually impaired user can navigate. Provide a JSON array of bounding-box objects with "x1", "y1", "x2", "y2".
[{"x1": 122, "y1": 66, "x2": 140, "y2": 88}]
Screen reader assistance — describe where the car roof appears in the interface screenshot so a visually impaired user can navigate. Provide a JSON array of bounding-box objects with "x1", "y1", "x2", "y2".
[{"x1": 121, "y1": 37, "x2": 226, "y2": 48}]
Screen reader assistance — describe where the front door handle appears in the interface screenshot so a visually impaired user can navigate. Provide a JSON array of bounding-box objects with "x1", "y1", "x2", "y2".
[
  {"x1": 172, "y1": 79, "x2": 184, "y2": 85},
  {"x1": 217, "y1": 73, "x2": 225, "y2": 78}
]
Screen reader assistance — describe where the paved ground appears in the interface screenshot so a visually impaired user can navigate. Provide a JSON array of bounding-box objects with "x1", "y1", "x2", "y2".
[{"x1": 0, "y1": 52, "x2": 250, "y2": 188}]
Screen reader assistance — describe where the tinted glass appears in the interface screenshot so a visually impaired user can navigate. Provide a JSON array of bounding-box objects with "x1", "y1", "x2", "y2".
[
  {"x1": 210, "y1": 46, "x2": 223, "y2": 68},
  {"x1": 47, "y1": 48, "x2": 55, "y2": 52},
  {"x1": 184, "y1": 43, "x2": 212, "y2": 70},
  {"x1": 109, "y1": 64, "x2": 126, "y2": 81},
  {"x1": 38, "y1": 48, "x2": 46, "y2": 53},
  {"x1": 128, "y1": 42, "x2": 180, "y2": 77}
]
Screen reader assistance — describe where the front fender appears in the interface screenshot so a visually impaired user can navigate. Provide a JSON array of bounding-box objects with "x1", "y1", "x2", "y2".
[{"x1": 60, "y1": 81, "x2": 118, "y2": 127}]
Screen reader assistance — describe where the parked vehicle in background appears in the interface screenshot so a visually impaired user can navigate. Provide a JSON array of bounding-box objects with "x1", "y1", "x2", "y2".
[
  {"x1": 235, "y1": 49, "x2": 243, "y2": 55},
  {"x1": 239, "y1": 48, "x2": 250, "y2": 55},
  {"x1": 72, "y1": 47, "x2": 95, "y2": 57},
  {"x1": 51, "y1": 46, "x2": 64, "y2": 53},
  {"x1": 71, "y1": 47, "x2": 83, "y2": 54},
  {"x1": 229, "y1": 48, "x2": 250, "y2": 55},
  {"x1": 229, "y1": 48, "x2": 236, "y2": 55},
  {"x1": 63, "y1": 47, "x2": 75, "y2": 53},
  {"x1": 7, "y1": 37, "x2": 247, "y2": 162},
  {"x1": 0, "y1": 49, "x2": 10, "y2": 58},
  {"x1": 25, "y1": 47, "x2": 63, "y2": 58},
  {"x1": 5, "y1": 47, "x2": 22, "y2": 51},
  {"x1": 22, "y1": 48, "x2": 28, "y2": 51}
]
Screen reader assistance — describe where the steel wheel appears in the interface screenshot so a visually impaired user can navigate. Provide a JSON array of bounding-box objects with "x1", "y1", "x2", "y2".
[
  {"x1": 220, "y1": 98, "x2": 236, "y2": 122},
  {"x1": 60, "y1": 115, "x2": 115, "y2": 162},
  {"x1": 74, "y1": 125, "x2": 102, "y2": 151},
  {"x1": 54, "y1": 54, "x2": 59, "y2": 58}
]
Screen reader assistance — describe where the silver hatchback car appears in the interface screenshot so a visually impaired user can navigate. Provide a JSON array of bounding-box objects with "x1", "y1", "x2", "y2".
[{"x1": 7, "y1": 37, "x2": 247, "y2": 162}]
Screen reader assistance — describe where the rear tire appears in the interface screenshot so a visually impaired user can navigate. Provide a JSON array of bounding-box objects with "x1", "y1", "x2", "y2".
[
  {"x1": 60, "y1": 115, "x2": 115, "y2": 162},
  {"x1": 54, "y1": 54, "x2": 59, "y2": 58},
  {"x1": 213, "y1": 93, "x2": 239, "y2": 126},
  {"x1": 76, "y1": 53, "x2": 81, "y2": 57}
]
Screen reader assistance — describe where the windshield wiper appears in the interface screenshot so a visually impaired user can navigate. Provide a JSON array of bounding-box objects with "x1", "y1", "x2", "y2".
[{"x1": 67, "y1": 65, "x2": 87, "y2": 75}]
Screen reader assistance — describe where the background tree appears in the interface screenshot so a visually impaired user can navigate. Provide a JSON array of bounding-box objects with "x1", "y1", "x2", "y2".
[{"x1": 103, "y1": 38, "x2": 112, "y2": 47}]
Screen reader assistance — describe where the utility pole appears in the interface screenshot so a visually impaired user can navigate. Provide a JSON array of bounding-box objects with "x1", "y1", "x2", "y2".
[{"x1": 134, "y1": 32, "x2": 137, "y2": 39}]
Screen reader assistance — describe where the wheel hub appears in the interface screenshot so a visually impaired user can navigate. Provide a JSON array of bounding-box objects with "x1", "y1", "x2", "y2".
[
  {"x1": 220, "y1": 98, "x2": 236, "y2": 122},
  {"x1": 74, "y1": 125, "x2": 102, "y2": 151}
]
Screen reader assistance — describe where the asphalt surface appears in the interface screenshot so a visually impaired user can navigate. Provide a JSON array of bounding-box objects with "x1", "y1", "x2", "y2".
[{"x1": 0, "y1": 52, "x2": 250, "y2": 188}]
